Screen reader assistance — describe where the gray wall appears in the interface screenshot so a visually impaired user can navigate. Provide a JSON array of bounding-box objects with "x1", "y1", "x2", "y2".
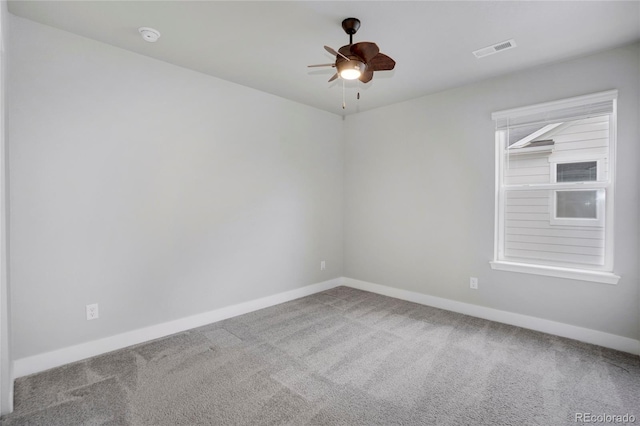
[
  {"x1": 8, "y1": 16, "x2": 344, "y2": 359},
  {"x1": 344, "y1": 43, "x2": 640, "y2": 340},
  {"x1": 7, "y1": 13, "x2": 640, "y2": 364},
  {"x1": 1, "y1": 0, "x2": 12, "y2": 414}
]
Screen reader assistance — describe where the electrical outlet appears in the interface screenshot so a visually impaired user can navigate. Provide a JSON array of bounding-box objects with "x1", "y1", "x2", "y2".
[
  {"x1": 470, "y1": 277, "x2": 478, "y2": 290},
  {"x1": 86, "y1": 303, "x2": 99, "y2": 320},
  {"x1": 320, "y1": 260, "x2": 326, "y2": 271}
]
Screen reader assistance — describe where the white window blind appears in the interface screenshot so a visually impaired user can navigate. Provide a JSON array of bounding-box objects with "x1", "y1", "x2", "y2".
[{"x1": 492, "y1": 91, "x2": 617, "y2": 130}]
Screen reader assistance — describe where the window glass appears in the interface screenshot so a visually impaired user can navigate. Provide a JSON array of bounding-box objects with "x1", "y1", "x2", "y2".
[
  {"x1": 557, "y1": 162, "x2": 597, "y2": 182},
  {"x1": 556, "y1": 190, "x2": 598, "y2": 219}
]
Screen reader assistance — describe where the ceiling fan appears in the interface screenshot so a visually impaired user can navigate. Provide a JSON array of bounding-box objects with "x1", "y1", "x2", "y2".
[{"x1": 308, "y1": 17, "x2": 396, "y2": 83}]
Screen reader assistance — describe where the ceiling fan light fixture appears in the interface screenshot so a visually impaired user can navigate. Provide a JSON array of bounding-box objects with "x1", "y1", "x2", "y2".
[
  {"x1": 340, "y1": 69, "x2": 361, "y2": 80},
  {"x1": 337, "y1": 60, "x2": 365, "y2": 80}
]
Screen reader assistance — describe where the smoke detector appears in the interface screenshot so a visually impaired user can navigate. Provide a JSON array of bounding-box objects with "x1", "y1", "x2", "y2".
[
  {"x1": 138, "y1": 27, "x2": 161, "y2": 43},
  {"x1": 473, "y1": 39, "x2": 516, "y2": 58}
]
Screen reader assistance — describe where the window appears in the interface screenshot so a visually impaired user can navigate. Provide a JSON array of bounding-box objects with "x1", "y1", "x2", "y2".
[
  {"x1": 556, "y1": 161, "x2": 597, "y2": 182},
  {"x1": 490, "y1": 90, "x2": 619, "y2": 284},
  {"x1": 551, "y1": 189, "x2": 604, "y2": 227}
]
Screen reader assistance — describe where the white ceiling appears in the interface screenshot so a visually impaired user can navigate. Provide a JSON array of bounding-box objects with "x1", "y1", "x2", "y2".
[{"x1": 8, "y1": 1, "x2": 640, "y2": 116}]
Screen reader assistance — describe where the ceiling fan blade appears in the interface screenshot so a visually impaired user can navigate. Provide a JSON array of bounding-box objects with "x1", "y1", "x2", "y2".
[
  {"x1": 328, "y1": 73, "x2": 339, "y2": 82},
  {"x1": 367, "y1": 53, "x2": 396, "y2": 71},
  {"x1": 324, "y1": 45, "x2": 350, "y2": 61},
  {"x1": 359, "y1": 70, "x2": 374, "y2": 84},
  {"x1": 350, "y1": 42, "x2": 380, "y2": 63},
  {"x1": 307, "y1": 63, "x2": 336, "y2": 68},
  {"x1": 338, "y1": 45, "x2": 352, "y2": 59}
]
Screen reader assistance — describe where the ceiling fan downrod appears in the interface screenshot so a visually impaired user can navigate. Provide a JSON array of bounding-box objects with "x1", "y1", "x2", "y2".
[{"x1": 341, "y1": 17, "x2": 361, "y2": 45}]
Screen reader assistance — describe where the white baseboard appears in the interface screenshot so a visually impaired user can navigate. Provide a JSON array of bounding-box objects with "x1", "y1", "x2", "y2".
[
  {"x1": 13, "y1": 275, "x2": 639, "y2": 380},
  {"x1": 342, "y1": 277, "x2": 640, "y2": 356},
  {"x1": 13, "y1": 278, "x2": 342, "y2": 379}
]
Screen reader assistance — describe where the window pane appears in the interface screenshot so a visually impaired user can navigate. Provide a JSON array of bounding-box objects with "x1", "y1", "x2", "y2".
[
  {"x1": 557, "y1": 161, "x2": 597, "y2": 182},
  {"x1": 507, "y1": 123, "x2": 549, "y2": 146},
  {"x1": 556, "y1": 191, "x2": 597, "y2": 218}
]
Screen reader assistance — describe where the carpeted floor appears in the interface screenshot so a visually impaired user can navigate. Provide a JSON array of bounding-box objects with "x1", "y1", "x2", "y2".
[{"x1": 2, "y1": 286, "x2": 639, "y2": 425}]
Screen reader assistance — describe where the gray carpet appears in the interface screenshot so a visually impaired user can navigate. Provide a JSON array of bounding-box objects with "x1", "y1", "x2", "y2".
[{"x1": 2, "y1": 286, "x2": 639, "y2": 425}]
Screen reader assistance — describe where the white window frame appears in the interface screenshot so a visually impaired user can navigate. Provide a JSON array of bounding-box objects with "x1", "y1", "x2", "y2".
[{"x1": 490, "y1": 90, "x2": 620, "y2": 285}]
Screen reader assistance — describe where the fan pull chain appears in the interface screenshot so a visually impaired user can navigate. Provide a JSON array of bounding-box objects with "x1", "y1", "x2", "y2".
[{"x1": 342, "y1": 79, "x2": 346, "y2": 109}]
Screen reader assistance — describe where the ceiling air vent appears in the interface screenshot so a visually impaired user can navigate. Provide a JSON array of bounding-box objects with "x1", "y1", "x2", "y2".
[{"x1": 473, "y1": 39, "x2": 517, "y2": 58}]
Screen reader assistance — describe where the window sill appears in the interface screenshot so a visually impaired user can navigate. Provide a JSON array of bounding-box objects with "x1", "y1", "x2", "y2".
[{"x1": 490, "y1": 261, "x2": 620, "y2": 285}]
